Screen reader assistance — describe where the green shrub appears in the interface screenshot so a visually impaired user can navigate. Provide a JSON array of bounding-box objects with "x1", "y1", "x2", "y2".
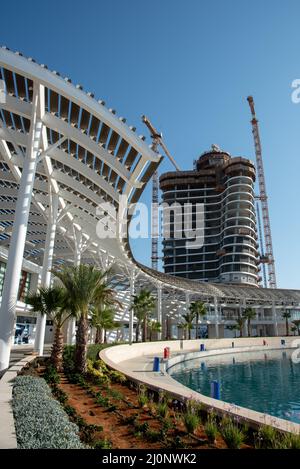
[
  {"x1": 138, "y1": 387, "x2": 149, "y2": 407},
  {"x1": 255, "y1": 425, "x2": 281, "y2": 449},
  {"x1": 87, "y1": 344, "x2": 110, "y2": 361},
  {"x1": 52, "y1": 385, "x2": 68, "y2": 405},
  {"x1": 183, "y1": 411, "x2": 199, "y2": 434},
  {"x1": 95, "y1": 392, "x2": 110, "y2": 407},
  {"x1": 157, "y1": 401, "x2": 169, "y2": 419},
  {"x1": 205, "y1": 419, "x2": 218, "y2": 444},
  {"x1": 109, "y1": 370, "x2": 127, "y2": 384},
  {"x1": 134, "y1": 421, "x2": 149, "y2": 434},
  {"x1": 281, "y1": 433, "x2": 300, "y2": 449},
  {"x1": 43, "y1": 364, "x2": 60, "y2": 384},
  {"x1": 13, "y1": 376, "x2": 85, "y2": 449},
  {"x1": 63, "y1": 345, "x2": 76, "y2": 375},
  {"x1": 80, "y1": 424, "x2": 103, "y2": 444},
  {"x1": 86, "y1": 359, "x2": 110, "y2": 385},
  {"x1": 93, "y1": 438, "x2": 112, "y2": 449},
  {"x1": 145, "y1": 429, "x2": 161, "y2": 442},
  {"x1": 220, "y1": 418, "x2": 245, "y2": 449}
]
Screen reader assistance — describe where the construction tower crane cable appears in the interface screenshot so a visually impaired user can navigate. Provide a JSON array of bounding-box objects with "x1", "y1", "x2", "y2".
[
  {"x1": 247, "y1": 96, "x2": 277, "y2": 288},
  {"x1": 141, "y1": 115, "x2": 180, "y2": 270}
]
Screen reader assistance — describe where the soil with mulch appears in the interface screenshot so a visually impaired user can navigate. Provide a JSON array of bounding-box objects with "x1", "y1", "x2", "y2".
[
  {"x1": 21, "y1": 361, "x2": 252, "y2": 449},
  {"x1": 58, "y1": 377, "x2": 228, "y2": 449}
]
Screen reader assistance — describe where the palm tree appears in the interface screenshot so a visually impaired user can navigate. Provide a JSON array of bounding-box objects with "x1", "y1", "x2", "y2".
[
  {"x1": 26, "y1": 287, "x2": 69, "y2": 371},
  {"x1": 292, "y1": 319, "x2": 300, "y2": 336},
  {"x1": 52, "y1": 265, "x2": 107, "y2": 373},
  {"x1": 177, "y1": 322, "x2": 186, "y2": 340},
  {"x1": 91, "y1": 305, "x2": 119, "y2": 343},
  {"x1": 243, "y1": 307, "x2": 256, "y2": 337},
  {"x1": 235, "y1": 316, "x2": 245, "y2": 338},
  {"x1": 182, "y1": 311, "x2": 196, "y2": 340},
  {"x1": 131, "y1": 289, "x2": 155, "y2": 342},
  {"x1": 282, "y1": 311, "x2": 291, "y2": 336},
  {"x1": 92, "y1": 281, "x2": 121, "y2": 343},
  {"x1": 291, "y1": 325, "x2": 297, "y2": 336},
  {"x1": 226, "y1": 324, "x2": 239, "y2": 338},
  {"x1": 189, "y1": 301, "x2": 206, "y2": 339},
  {"x1": 148, "y1": 320, "x2": 162, "y2": 341}
]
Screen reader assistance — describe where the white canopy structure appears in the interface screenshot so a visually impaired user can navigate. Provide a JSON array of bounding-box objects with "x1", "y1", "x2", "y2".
[{"x1": 0, "y1": 47, "x2": 299, "y2": 370}]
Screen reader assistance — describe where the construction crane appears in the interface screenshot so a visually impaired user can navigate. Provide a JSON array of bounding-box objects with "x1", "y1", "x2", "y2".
[
  {"x1": 247, "y1": 96, "x2": 277, "y2": 288},
  {"x1": 256, "y1": 201, "x2": 268, "y2": 288},
  {"x1": 142, "y1": 115, "x2": 180, "y2": 270}
]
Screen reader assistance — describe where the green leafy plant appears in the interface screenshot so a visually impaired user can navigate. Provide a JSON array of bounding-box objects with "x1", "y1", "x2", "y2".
[
  {"x1": 145, "y1": 429, "x2": 161, "y2": 442},
  {"x1": 255, "y1": 425, "x2": 281, "y2": 449},
  {"x1": 13, "y1": 376, "x2": 85, "y2": 449},
  {"x1": 280, "y1": 433, "x2": 300, "y2": 449},
  {"x1": 205, "y1": 419, "x2": 218, "y2": 444},
  {"x1": 157, "y1": 401, "x2": 169, "y2": 419},
  {"x1": 93, "y1": 438, "x2": 112, "y2": 449},
  {"x1": 220, "y1": 418, "x2": 245, "y2": 449},
  {"x1": 138, "y1": 386, "x2": 149, "y2": 407},
  {"x1": 183, "y1": 411, "x2": 199, "y2": 434},
  {"x1": 43, "y1": 364, "x2": 60, "y2": 384}
]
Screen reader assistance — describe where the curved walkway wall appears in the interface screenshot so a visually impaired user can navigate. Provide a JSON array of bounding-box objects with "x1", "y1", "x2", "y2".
[{"x1": 100, "y1": 337, "x2": 300, "y2": 435}]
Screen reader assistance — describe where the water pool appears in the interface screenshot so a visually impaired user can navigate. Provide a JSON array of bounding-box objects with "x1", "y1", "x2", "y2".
[{"x1": 169, "y1": 348, "x2": 300, "y2": 424}]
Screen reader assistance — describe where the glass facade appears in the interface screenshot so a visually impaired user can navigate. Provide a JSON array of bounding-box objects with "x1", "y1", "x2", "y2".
[{"x1": 0, "y1": 261, "x2": 32, "y2": 301}]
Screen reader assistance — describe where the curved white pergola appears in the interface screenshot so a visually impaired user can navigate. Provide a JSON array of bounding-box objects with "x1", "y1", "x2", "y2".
[{"x1": 0, "y1": 47, "x2": 299, "y2": 371}]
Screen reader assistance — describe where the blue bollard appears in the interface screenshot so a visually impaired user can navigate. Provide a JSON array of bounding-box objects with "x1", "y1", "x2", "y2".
[
  {"x1": 200, "y1": 343, "x2": 205, "y2": 352},
  {"x1": 201, "y1": 362, "x2": 206, "y2": 371},
  {"x1": 281, "y1": 339, "x2": 286, "y2": 346},
  {"x1": 210, "y1": 380, "x2": 220, "y2": 399},
  {"x1": 153, "y1": 356, "x2": 160, "y2": 372}
]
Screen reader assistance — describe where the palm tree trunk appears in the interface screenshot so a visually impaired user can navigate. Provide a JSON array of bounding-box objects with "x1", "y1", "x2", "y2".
[
  {"x1": 75, "y1": 313, "x2": 88, "y2": 373},
  {"x1": 136, "y1": 323, "x2": 140, "y2": 342},
  {"x1": 248, "y1": 319, "x2": 251, "y2": 337},
  {"x1": 142, "y1": 318, "x2": 147, "y2": 342},
  {"x1": 196, "y1": 313, "x2": 199, "y2": 339},
  {"x1": 50, "y1": 325, "x2": 64, "y2": 371},
  {"x1": 286, "y1": 318, "x2": 289, "y2": 336},
  {"x1": 104, "y1": 330, "x2": 107, "y2": 343},
  {"x1": 95, "y1": 327, "x2": 102, "y2": 344},
  {"x1": 240, "y1": 325, "x2": 243, "y2": 338},
  {"x1": 188, "y1": 326, "x2": 191, "y2": 340}
]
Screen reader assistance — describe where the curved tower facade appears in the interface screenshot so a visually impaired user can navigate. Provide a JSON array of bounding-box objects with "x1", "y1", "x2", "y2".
[{"x1": 160, "y1": 146, "x2": 259, "y2": 285}]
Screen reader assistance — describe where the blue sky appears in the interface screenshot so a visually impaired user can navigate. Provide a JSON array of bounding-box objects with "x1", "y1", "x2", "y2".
[{"x1": 1, "y1": 0, "x2": 300, "y2": 288}]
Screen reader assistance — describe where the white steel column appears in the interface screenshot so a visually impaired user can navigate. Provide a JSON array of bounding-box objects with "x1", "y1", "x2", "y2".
[
  {"x1": 214, "y1": 297, "x2": 219, "y2": 339},
  {"x1": 34, "y1": 193, "x2": 59, "y2": 355},
  {"x1": 66, "y1": 227, "x2": 84, "y2": 345},
  {"x1": 272, "y1": 301, "x2": 278, "y2": 336},
  {"x1": 129, "y1": 271, "x2": 135, "y2": 345},
  {"x1": 0, "y1": 86, "x2": 42, "y2": 371},
  {"x1": 157, "y1": 284, "x2": 162, "y2": 340}
]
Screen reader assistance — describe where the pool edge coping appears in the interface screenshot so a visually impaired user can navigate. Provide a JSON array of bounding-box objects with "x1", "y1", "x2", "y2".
[{"x1": 100, "y1": 339, "x2": 300, "y2": 435}]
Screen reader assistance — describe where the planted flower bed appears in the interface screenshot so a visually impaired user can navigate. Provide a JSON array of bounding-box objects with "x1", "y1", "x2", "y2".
[
  {"x1": 12, "y1": 376, "x2": 85, "y2": 449},
  {"x1": 14, "y1": 345, "x2": 300, "y2": 450}
]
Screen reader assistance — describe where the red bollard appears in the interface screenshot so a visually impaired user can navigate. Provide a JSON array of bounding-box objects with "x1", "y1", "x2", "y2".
[
  {"x1": 164, "y1": 347, "x2": 170, "y2": 359},
  {"x1": 263, "y1": 340, "x2": 267, "y2": 346}
]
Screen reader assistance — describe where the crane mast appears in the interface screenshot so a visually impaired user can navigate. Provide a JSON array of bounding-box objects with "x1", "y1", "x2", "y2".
[
  {"x1": 256, "y1": 201, "x2": 268, "y2": 288},
  {"x1": 142, "y1": 115, "x2": 180, "y2": 270},
  {"x1": 247, "y1": 96, "x2": 277, "y2": 288}
]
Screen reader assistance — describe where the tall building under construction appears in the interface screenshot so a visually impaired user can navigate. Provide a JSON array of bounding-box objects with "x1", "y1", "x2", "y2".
[{"x1": 160, "y1": 145, "x2": 259, "y2": 285}]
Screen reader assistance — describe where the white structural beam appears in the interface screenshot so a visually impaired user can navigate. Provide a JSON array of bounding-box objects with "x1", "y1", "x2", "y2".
[
  {"x1": 157, "y1": 284, "x2": 162, "y2": 341},
  {"x1": 272, "y1": 301, "x2": 278, "y2": 337},
  {"x1": 214, "y1": 297, "x2": 219, "y2": 339},
  {"x1": 0, "y1": 84, "x2": 42, "y2": 371},
  {"x1": 129, "y1": 271, "x2": 135, "y2": 344},
  {"x1": 34, "y1": 193, "x2": 59, "y2": 355}
]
